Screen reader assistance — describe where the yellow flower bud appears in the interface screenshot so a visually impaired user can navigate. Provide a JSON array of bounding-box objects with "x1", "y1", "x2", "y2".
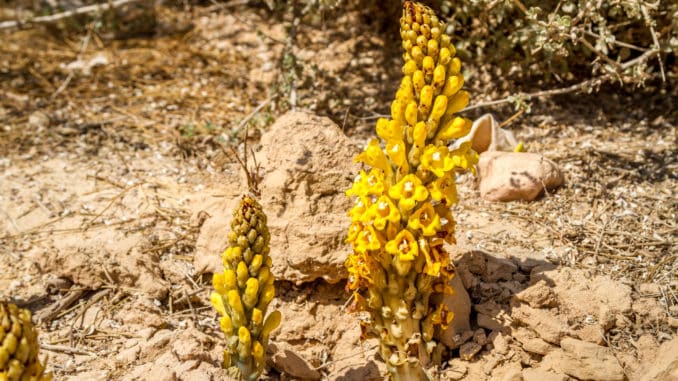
[
  {"x1": 237, "y1": 326, "x2": 252, "y2": 359},
  {"x1": 436, "y1": 116, "x2": 471, "y2": 142},
  {"x1": 220, "y1": 315, "x2": 233, "y2": 336},
  {"x1": 432, "y1": 64, "x2": 446, "y2": 91},
  {"x1": 227, "y1": 290, "x2": 246, "y2": 327},
  {"x1": 439, "y1": 47, "x2": 452, "y2": 65},
  {"x1": 422, "y1": 56, "x2": 434, "y2": 78},
  {"x1": 236, "y1": 261, "x2": 249, "y2": 288},
  {"x1": 442, "y1": 74, "x2": 463, "y2": 97},
  {"x1": 427, "y1": 39, "x2": 438, "y2": 58},
  {"x1": 429, "y1": 95, "x2": 448, "y2": 122},
  {"x1": 443, "y1": 90, "x2": 469, "y2": 119},
  {"x1": 210, "y1": 292, "x2": 227, "y2": 316},
  {"x1": 448, "y1": 57, "x2": 461, "y2": 75},
  {"x1": 403, "y1": 60, "x2": 417, "y2": 75},
  {"x1": 418, "y1": 85, "x2": 433, "y2": 116},
  {"x1": 257, "y1": 283, "x2": 275, "y2": 312},
  {"x1": 391, "y1": 99, "x2": 406, "y2": 125},
  {"x1": 261, "y1": 310, "x2": 282, "y2": 343},
  {"x1": 242, "y1": 278, "x2": 260, "y2": 311},
  {"x1": 405, "y1": 101, "x2": 418, "y2": 127},
  {"x1": 411, "y1": 46, "x2": 424, "y2": 63},
  {"x1": 412, "y1": 70, "x2": 425, "y2": 96}
]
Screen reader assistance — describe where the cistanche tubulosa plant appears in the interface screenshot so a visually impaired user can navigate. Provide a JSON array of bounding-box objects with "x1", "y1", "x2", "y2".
[
  {"x1": 210, "y1": 145, "x2": 281, "y2": 381},
  {"x1": 344, "y1": 2, "x2": 478, "y2": 380}
]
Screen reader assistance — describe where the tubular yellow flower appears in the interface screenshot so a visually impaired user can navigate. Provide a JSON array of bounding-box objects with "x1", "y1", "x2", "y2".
[
  {"x1": 388, "y1": 174, "x2": 429, "y2": 212},
  {"x1": 436, "y1": 116, "x2": 472, "y2": 142},
  {"x1": 348, "y1": 196, "x2": 371, "y2": 223},
  {"x1": 368, "y1": 195, "x2": 401, "y2": 231},
  {"x1": 407, "y1": 203, "x2": 441, "y2": 236},
  {"x1": 355, "y1": 139, "x2": 393, "y2": 178},
  {"x1": 428, "y1": 174, "x2": 458, "y2": 205},
  {"x1": 385, "y1": 229, "x2": 418, "y2": 261},
  {"x1": 355, "y1": 224, "x2": 384, "y2": 253},
  {"x1": 420, "y1": 145, "x2": 454, "y2": 177}
]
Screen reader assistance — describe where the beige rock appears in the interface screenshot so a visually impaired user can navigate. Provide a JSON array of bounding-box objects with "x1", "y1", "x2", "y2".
[
  {"x1": 478, "y1": 151, "x2": 564, "y2": 202},
  {"x1": 475, "y1": 301, "x2": 510, "y2": 332},
  {"x1": 512, "y1": 304, "x2": 571, "y2": 344},
  {"x1": 269, "y1": 342, "x2": 322, "y2": 380},
  {"x1": 531, "y1": 267, "x2": 632, "y2": 332},
  {"x1": 522, "y1": 368, "x2": 567, "y2": 381},
  {"x1": 491, "y1": 332, "x2": 510, "y2": 355},
  {"x1": 514, "y1": 280, "x2": 557, "y2": 308},
  {"x1": 512, "y1": 327, "x2": 554, "y2": 355},
  {"x1": 444, "y1": 358, "x2": 468, "y2": 380},
  {"x1": 494, "y1": 362, "x2": 524, "y2": 381},
  {"x1": 194, "y1": 111, "x2": 359, "y2": 284},
  {"x1": 437, "y1": 274, "x2": 472, "y2": 349},
  {"x1": 636, "y1": 337, "x2": 678, "y2": 381},
  {"x1": 559, "y1": 337, "x2": 625, "y2": 381},
  {"x1": 459, "y1": 342, "x2": 483, "y2": 360}
]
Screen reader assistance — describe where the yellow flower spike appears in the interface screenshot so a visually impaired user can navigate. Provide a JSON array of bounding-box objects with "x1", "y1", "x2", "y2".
[
  {"x1": 420, "y1": 145, "x2": 454, "y2": 177},
  {"x1": 220, "y1": 315, "x2": 234, "y2": 336},
  {"x1": 442, "y1": 74, "x2": 463, "y2": 97},
  {"x1": 428, "y1": 174, "x2": 458, "y2": 205},
  {"x1": 237, "y1": 327, "x2": 252, "y2": 360},
  {"x1": 405, "y1": 101, "x2": 418, "y2": 127},
  {"x1": 408, "y1": 203, "x2": 441, "y2": 236},
  {"x1": 422, "y1": 56, "x2": 435, "y2": 78},
  {"x1": 419, "y1": 85, "x2": 433, "y2": 116},
  {"x1": 355, "y1": 139, "x2": 393, "y2": 178},
  {"x1": 227, "y1": 290, "x2": 247, "y2": 327},
  {"x1": 236, "y1": 261, "x2": 249, "y2": 288},
  {"x1": 403, "y1": 60, "x2": 417, "y2": 75},
  {"x1": 388, "y1": 174, "x2": 429, "y2": 212},
  {"x1": 444, "y1": 90, "x2": 470, "y2": 118},
  {"x1": 210, "y1": 292, "x2": 227, "y2": 316},
  {"x1": 412, "y1": 70, "x2": 425, "y2": 96},
  {"x1": 370, "y1": 195, "x2": 401, "y2": 231},
  {"x1": 439, "y1": 47, "x2": 452, "y2": 65},
  {"x1": 448, "y1": 56, "x2": 461, "y2": 75},
  {"x1": 436, "y1": 116, "x2": 472, "y2": 142},
  {"x1": 514, "y1": 141, "x2": 526, "y2": 152},
  {"x1": 242, "y1": 278, "x2": 260, "y2": 311},
  {"x1": 413, "y1": 122, "x2": 427, "y2": 149},
  {"x1": 385, "y1": 230, "x2": 419, "y2": 261},
  {"x1": 391, "y1": 99, "x2": 406, "y2": 125},
  {"x1": 429, "y1": 95, "x2": 448, "y2": 124},
  {"x1": 432, "y1": 65, "x2": 446, "y2": 91},
  {"x1": 427, "y1": 39, "x2": 439, "y2": 59}
]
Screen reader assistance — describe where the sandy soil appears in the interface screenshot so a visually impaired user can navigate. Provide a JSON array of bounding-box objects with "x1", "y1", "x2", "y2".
[{"x1": 0, "y1": 2, "x2": 676, "y2": 381}]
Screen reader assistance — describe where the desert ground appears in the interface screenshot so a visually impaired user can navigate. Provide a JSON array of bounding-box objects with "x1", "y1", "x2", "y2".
[{"x1": 0, "y1": 1, "x2": 676, "y2": 380}]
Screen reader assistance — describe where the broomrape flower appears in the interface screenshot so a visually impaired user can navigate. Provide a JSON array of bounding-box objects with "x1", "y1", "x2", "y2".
[
  {"x1": 388, "y1": 174, "x2": 429, "y2": 212},
  {"x1": 408, "y1": 202, "x2": 441, "y2": 236}
]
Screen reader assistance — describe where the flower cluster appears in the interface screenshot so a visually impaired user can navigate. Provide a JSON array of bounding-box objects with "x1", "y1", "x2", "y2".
[
  {"x1": 211, "y1": 196, "x2": 281, "y2": 381},
  {"x1": 344, "y1": 2, "x2": 478, "y2": 379}
]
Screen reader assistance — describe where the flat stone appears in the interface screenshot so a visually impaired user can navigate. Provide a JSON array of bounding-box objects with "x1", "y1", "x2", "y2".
[
  {"x1": 559, "y1": 337, "x2": 625, "y2": 381},
  {"x1": 459, "y1": 342, "x2": 483, "y2": 361},
  {"x1": 478, "y1": 151, "x2": 564, "y2": 202}
]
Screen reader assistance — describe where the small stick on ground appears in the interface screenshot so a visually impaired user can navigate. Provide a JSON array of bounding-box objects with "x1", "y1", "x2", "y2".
[{"x1": 0, "y1": 0, "x2": 142, "y2": 30}]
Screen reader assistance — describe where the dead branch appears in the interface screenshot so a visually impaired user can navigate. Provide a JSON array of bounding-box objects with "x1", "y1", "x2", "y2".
[{"x1": 0, "y1": 0, "x2": 141, "y2": 30}]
